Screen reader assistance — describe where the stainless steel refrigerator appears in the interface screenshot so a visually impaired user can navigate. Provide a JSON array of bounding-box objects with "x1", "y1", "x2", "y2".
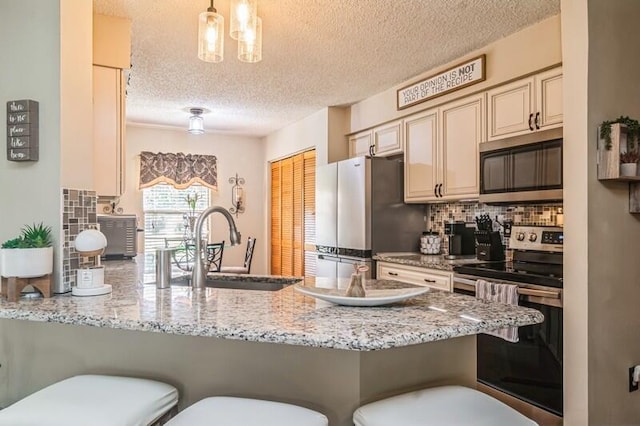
[{"x1": 315, "y1": 156, "x2": 426, "y2": 279}]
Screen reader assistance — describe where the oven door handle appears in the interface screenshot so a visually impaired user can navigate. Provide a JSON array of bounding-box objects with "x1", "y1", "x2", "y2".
[
  {"x1": 453, "y1": 277, "x2": 562, "y2": 299},
  {"x1": 518, "y1": 287, "x2": 561, "y2": 299}
]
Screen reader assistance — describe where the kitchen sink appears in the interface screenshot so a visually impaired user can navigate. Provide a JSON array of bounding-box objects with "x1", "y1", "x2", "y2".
[{"x1": 169, "y1": 274, "x2": 301, "y2": 291}]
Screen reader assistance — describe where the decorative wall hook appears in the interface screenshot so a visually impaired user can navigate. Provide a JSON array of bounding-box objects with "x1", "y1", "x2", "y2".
[{"x1": 229, "y1": 173, "x2": 245, "y2": 217}]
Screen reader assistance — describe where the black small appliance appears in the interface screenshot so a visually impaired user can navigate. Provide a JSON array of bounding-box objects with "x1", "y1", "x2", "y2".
[{"x1": 443, "y1": 221, "x2": 476, "y2": 258}]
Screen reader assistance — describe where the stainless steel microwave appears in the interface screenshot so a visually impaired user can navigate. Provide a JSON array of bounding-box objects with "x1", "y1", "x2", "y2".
[{"x1": 479, "y1": 128, "x2": 563, "y2": 203}]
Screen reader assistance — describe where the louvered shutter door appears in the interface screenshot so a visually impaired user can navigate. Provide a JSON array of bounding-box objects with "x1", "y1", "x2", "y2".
[
  {"x1": 280, "y1": 158, "x2": 294, "y2": 276},
  {"x1": 270, "y1": 150, "x2": 315, "y2": 277},
  {"x1": 303, "y1": 151, "x2": 316, "y2": 277},
  {"x1": 270, "y1": 162, "x2": 282, "y2": 275}
]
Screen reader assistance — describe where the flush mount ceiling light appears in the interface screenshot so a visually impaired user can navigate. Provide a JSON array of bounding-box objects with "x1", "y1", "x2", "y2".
[
  {"x1": 197, "y1": 0, "x2": 263, "y2": 63},
  {"x1": 188, "y1": 108, "x2": 205, "y2": 134}
]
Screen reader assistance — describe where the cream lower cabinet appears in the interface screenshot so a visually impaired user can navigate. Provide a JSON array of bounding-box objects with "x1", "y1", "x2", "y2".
[
  {"x1": 404, "y1": 93, "x2": 484, "y2": 202},
  {"x1": 487, "y1": 67, "x2": 562, "y2": 141},
  {"x1": 377, "y1": 261, "x2": 452, "y2": 292},
  {"x1": 93, "y1": 65, "x2": 126, "y2": 197}
]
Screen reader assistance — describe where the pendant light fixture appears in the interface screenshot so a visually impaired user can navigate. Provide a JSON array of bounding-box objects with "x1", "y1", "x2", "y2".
[
  {"x1": 238, "y1": 17, "x2": 262, "y2": 63},
  {"x1": 198, "y1": 0, "x2": 224, "y2": 63},
  {"x1": 188, "y1": 108, "x2": 205, "y2": 134},
  {"x1": 197, "y1": 0, "x2": 263, "y2": 63},
  {"x1": 230, "y1": 0, "x2": 257, "y2": 41}
]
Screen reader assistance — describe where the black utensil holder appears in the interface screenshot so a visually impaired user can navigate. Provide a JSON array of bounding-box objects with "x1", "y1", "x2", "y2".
[{"x1": 475, "y1": 231, "x2": 505, "y2": 261}]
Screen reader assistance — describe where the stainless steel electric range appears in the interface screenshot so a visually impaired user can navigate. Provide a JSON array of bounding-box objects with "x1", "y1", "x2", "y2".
[{"x1": 453, "y1": 225, "x2": 563, "y2": 422}]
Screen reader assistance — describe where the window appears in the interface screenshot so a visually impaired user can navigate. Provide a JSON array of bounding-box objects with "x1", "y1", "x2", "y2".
[{"x1": 142, "y1": 183, "x2": 210, "y2": 280}]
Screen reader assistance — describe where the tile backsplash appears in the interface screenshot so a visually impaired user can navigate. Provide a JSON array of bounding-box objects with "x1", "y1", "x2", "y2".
[
  {"x1": 62, "y1": 189, "x2": 98, "y2": 293},
  {"x1": 427, "y1": 202, "x2": 563, "y2": 254}
]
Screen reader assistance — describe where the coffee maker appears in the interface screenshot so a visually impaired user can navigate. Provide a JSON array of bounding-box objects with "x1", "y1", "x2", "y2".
[{"x1": 443, "y1": 221, "x2": 476, "y2": 259}]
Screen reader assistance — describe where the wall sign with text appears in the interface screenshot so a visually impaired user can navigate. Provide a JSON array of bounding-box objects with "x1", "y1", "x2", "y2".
[
  {"x1": 6, "y1": 99, "x2": 39, "y2": 162},
  {"x1": 397, "y1": 55, "x2": 486, "y2": 110}
]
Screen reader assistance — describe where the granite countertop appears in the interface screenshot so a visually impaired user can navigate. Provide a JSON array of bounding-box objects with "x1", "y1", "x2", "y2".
[
  {"x1": 0, "y1": 259, "x2": 542, "y2": 351},
  {"x1": 373, "y1": 252, "x2": 480, "y2": 271}
]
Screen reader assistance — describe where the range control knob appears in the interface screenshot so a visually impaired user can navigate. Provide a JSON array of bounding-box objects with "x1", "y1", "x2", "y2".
[
  {"x1": 529, "y1": 233, "x2": 538, "y2": 242},
  {"x1": 516, "y1": 232, "x2": 526, "y2": 241}
]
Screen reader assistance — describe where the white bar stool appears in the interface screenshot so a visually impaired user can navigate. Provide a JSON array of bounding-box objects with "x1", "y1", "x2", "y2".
[
  {"x1": 166, "y1": 396, "x2": 328, "y2": 426},
  {"x1": 0, "y1": 374, "x2": 179, "y2": 426},
  {"x1": 353, "y1": 386, "x2": 537, "y2": 426}
]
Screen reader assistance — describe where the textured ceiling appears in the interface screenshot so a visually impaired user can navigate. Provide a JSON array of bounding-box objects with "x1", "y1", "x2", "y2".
[{"x1": 93, "y1": 0, "x2": 560, "y2": 137}]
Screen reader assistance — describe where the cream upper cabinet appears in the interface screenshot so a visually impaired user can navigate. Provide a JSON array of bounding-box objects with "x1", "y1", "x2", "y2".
[
  {"x1": 349, "y1": 121, "x2": 403, "y2": 158},
  {"x1": 535, "y1": 68, "x2": 563, "y2": 130},
  {"x1": 487, "y1": 67, "x2": 563, "y2": 141},
  {"x1": 440, "y1": 94, "x2": 485, "y2": 200},
  {"x1": 373, "y1": 120, "x2": 403, "y2": 156},
  {"x1": 404, "y1": 109, "x2": 439, "y2": 201},
  {"x1": 486, "y1": 77, "x2": 535, "y2": 141},
  {"x1": 348, "y1": 130, "x2": 372, "y2": 158},
  {"x1": 93, "y1": 65, "x2": 125, "y2": 198},
  {"x1": 404, "y1": 93, "x2": 484, "y2": 203}
]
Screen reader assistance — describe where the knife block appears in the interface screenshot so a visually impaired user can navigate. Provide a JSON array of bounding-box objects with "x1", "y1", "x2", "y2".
[{"x1": 474, "y1": 231, "x2": 505, "y2": 261}]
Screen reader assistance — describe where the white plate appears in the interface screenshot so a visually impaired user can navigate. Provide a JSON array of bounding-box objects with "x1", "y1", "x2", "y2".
[{"x1": 293, "y1": 285, "x2": 429, "y2": 307}]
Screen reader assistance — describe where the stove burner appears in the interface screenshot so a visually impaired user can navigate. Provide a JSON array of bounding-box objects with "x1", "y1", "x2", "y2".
[{"x1": 454, "y1": 260, "x2": 563, "y2": 288}]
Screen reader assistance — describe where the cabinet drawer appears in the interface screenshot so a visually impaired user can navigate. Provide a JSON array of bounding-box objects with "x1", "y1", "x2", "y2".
[{"x1": 377, "y1": 262, "x2": 451, "y2": 291}]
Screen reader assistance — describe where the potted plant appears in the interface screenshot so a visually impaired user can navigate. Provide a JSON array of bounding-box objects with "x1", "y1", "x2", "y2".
[
  {"x1": 0, "y1": 223, "x2": 53, "y2": 278},
  {"x1": 600, "y1": 116, "x2": 640, "y2": 150},
  {"x1": 183, "y1": 192, "x2": 201, "y2": 236},
  {"x1": 620, "y1": 151, "x2": 640, "y2": 176}
]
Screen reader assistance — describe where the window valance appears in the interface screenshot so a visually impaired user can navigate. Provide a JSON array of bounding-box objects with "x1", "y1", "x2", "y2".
[{"x1": 139, "y1": 151, "x2": 218, "y2": 191}]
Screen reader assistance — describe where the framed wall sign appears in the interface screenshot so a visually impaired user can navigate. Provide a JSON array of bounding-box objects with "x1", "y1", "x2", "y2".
[
  {"x1": 6, "y1": 99, "x2": 39, "y2": 161},
  {"x1": 397, "y1": 55, "x2": 486, "y2": 110}
]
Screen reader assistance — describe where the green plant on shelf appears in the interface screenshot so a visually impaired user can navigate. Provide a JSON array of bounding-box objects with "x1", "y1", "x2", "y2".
[
  {"x1": 600, "y1": 116, "x2": 640, "y2": 151},
  {"x1": 620, "y1": 150, "x2": 640, "y2": 164}
]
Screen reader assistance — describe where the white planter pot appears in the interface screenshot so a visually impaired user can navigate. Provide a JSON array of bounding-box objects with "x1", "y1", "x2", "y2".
[
  {"x1": 0, "y1": 247, "x2": 53, "y2": 278},
  {"x1": 620, "y1": 162, "x2": 638, "y2": 176}
]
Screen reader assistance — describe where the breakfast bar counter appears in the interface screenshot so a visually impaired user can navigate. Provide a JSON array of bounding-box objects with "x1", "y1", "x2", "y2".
[
  {"x1": 0, "y1": 259, "x2": 542, "y2": 425},
  {"x1": 0, "y1": 260, "x2": 541, "y2": 351}
]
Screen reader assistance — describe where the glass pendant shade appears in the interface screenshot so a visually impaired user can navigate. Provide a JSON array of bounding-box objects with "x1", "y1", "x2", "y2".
[
  {"x1": 230, "y1": 0, "x2": 257, "y2": 41},
  {"x1": 188, "y1": 108, "x2": 205, "y2": 134},
  {"x1": 238, "y1": 17, "x2": 262, "y2": 63},
  {"x1": 198, "y1": 10, "x2": 224, "y2": 63}
]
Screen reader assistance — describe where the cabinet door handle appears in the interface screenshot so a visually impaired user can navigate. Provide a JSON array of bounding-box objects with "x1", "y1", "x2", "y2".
[
  {"x1": 535, "y1": 112, "x2": 540, "y2": 130},
  {"x1": 388, "y1": 272, "x2": 399, "y2": 276},
  {"x1": 369, "y1": 145, "x2": 375, "y2": 157},
  {"x1": 528, "y1": 113, "x2": 534, "y2": 131},
  {"x1": 438, "y1": 183, "x2": 443, "y2": 198},
  {"x1": 424, "y1": 279, "x2": 436, "y2": 283},
  {"x1": 434, "y1": 185, "x2": 438, "y2": 198}
]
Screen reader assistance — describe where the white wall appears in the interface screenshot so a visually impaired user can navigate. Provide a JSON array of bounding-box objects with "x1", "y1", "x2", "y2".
[
  {"x1": 584, "y1": 0, "x2": 640, "y2": 422},
  {"x1": 0, "y1": 1, "x2": 63, "y2": 282},
  {"x1": 60, "y1": 0, "x2": 94, "y2": 189},
  {"x1": 561, "y1": 1, "x2": 589, "y2": 423},
  {"x1": 349, "y1": 15, "x2": 562, "y2": 133},
  {"x1": 264, "y1": 108, "x2": 328, "y2": 163},
  {"x1": 115, "y1": 125, "x2": 267, "y2": 274}
]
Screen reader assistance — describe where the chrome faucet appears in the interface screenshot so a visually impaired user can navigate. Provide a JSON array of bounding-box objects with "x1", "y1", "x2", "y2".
[{"x1": 191, "y1": 206, "x2": 242, "y2": 289}]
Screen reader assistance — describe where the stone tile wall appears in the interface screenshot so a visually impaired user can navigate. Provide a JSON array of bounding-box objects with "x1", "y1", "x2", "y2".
[
  {"x1": 427, "y1": 202, "x2": 563, "y2": 254},
  {"x1": 61, "y1": 189, "x2": 98, "y2": 293}
]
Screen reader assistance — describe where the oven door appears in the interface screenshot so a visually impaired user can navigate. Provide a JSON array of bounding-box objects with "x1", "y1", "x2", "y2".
[{"x1": 453, "y1": 275, "x2": 563, "y2": 417}]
